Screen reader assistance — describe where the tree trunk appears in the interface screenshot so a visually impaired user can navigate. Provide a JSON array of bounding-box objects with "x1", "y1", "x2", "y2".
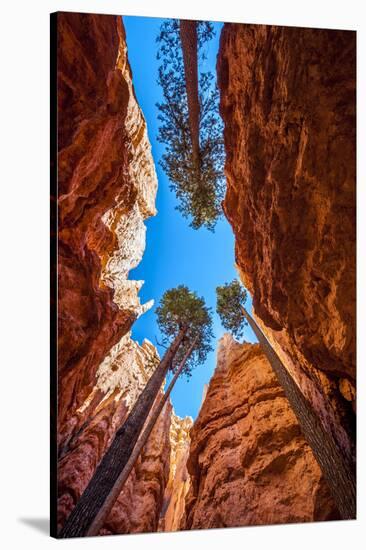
[
  {"x1": 242, "y1": 307, "x2": 356, "y2": 520},
  {"x1": 86, "y1": 336, "x2": 198, "y2": 536},
  {"x1": 59, "y1": 327, "x2": 187, "y2": 538},
  {"x1": 179, "y1": 19, "x2": 200, "y2": 176}
]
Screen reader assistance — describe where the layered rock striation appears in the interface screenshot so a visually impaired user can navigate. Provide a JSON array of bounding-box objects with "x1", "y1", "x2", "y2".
[
  {"x1": 184, "y1": 335, "x2": 339, "y2": 528},
  {"x1": 217, "y1": 24, "x2": 356, "y2": 471}
]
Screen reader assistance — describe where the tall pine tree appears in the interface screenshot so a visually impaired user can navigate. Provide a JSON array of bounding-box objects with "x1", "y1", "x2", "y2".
[{"x1": 157, "y1": 19, "x2": 225, "y2": 231}]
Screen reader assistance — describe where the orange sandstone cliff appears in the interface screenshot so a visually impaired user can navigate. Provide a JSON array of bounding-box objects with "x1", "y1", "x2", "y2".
[
  {"x1": 159, "y1": 413, "x2": 193, "y2": 531},
  {"x1": 183, "y1": 335, "x2": 339, "y2": 528},
  {"x1": 56, "y1": 13, "x2": 173, "y2": 534},
  {"x1": 217, "y1": 24, "x2": 356, "y2": 473},
  {"x1": 57, "y1": 12, "x2": 157, "y2": 448}
]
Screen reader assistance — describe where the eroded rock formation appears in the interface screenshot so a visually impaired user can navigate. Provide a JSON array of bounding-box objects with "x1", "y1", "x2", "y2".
[
  {"x1": 217, "y1": 24, "x2": 356, "y2": 473},
  {"x1": 55, "y1": 12, "x2": 172, "y2": 534},
  {"x1": 159, "y1": 413, "x2": 193, "y2": 531},
  {"x1": 56, "y1": 12, "x2": 157, "y2": 449},
  {"x1": 184, "y1": 335, "x2": 339, "y2": 528},
  {"x1": 57, "y1": 335, "x2": 174, "y2": 534}
]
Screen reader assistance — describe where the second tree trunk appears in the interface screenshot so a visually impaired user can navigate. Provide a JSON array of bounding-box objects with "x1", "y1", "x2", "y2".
[{"x1": 59, "y1": 327, "x2": 187, "y2": 538}]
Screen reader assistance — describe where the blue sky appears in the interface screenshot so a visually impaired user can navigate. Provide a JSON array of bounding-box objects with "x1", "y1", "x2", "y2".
[{"x1": 124, "y1": 16, "x2": 257, "y2": 419}]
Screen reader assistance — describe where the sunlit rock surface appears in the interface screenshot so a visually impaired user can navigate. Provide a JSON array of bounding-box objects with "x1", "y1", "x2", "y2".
[
  {"x1": 217, "y1": 23, "x2": 356, "y2": 468},
  {"x1": 91, "y1": 335, "x2": 159, "y2": 410},
  {"x1": 56, "y1": 12, "x2": 157, "y2": 445},
  {"x1": 57, "y1": 333, "x2": 169, "y2": 533},
  {"x1": 56, "y1": 12, "x2": 163, "y2": 533},
  {"x1": 159, "y1": 413, "x2": 193, "y2": 532},
  {"x1": 183, "y1": 335, "x2": 339, "y2": 528}
]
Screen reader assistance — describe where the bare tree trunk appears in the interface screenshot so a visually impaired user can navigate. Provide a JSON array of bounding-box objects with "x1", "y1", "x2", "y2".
[
  {"x1": 242, "y1": 306, "x2": 356, "y2": 520},
  {"x1": 86, "y1": 336, "x2": 198, "y2": 536},
  {"x1": 179, "y1": 19, "x2": 200, "y2": 176},
  {"x1": 59, "y1": 327, "x2": 187, "y2": 538}
]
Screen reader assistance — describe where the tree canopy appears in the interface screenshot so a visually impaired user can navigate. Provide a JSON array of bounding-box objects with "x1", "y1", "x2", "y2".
[
  {"x1": 156, "y1": 285, "x2": 214, "y2": 377},
  {"x1": 156, "y1": 19, "x2": 225, "y2": 231},
  {"x1": 216, "y1": 279, "x2": 248, "y2": 339}
]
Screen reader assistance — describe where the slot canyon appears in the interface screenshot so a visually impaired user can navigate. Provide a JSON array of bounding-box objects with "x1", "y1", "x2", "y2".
[{"x1": 55, "y1": 13, "x2": 355, "y2": 535}]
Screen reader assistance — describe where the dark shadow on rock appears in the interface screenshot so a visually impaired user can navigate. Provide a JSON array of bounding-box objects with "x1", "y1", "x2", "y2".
[{"x1": 18, "y1": 518, "x2": 49, "y2": 536}]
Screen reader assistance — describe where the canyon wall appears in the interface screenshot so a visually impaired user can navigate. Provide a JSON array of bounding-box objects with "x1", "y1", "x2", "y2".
[
  {"x1": 184, "y1": 335, "x2": 339, "y2": 528},
  {"x1": 159, "y1": 413, "x2": 193, "y2": 532},
  {"x1": 217, "y1": 24, "x2": 356, "y2": 472},
  {"x1": 56, "y1": 12, "x2": 172, "y2": 535},
  {"x1": 57, "y1": 12, "x2": 157, "y2": 447}
]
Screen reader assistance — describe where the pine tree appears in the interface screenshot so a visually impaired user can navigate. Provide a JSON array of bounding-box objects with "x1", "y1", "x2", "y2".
[
  {"x1": 216, "y1": 280, "x2": 356, "y2": 520},
  {"x1": 157, "y1": 19, "x2": 225, "y2": 231},
  {"x1": 59, "y1": 286, "x2": 213, "y2": 537},
  {"x1": 86, "y1": 336, "x2": 198, "y2": 536},
  {"x1": 216, "y1": 279, "x2": 248, "y2": 338}
]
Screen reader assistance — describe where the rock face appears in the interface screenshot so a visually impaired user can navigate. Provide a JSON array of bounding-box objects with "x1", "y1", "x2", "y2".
[
  {"x1": 57, "y1": 335, "x2": 174, "y2": 534},
  {"x1": 159, "y1": 413, "x2": 193, "y2": 532},
  {"x1": 56, "y1": 12, "x2": 157, "y2": 449},
  {"x1": 217, "y1": 24, "x2": 356, "y2": 470},
  {"x1": 55, "y1": 12, "x2": 169, "y2": 534},
  {"x1": 184, "y1": 335, "x2": 339, "y2": 529}
]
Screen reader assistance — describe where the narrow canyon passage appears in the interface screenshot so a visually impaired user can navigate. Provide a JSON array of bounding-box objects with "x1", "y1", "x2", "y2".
[{"x1": 54, "y1": 13, "x2": 356, "y2": 536}]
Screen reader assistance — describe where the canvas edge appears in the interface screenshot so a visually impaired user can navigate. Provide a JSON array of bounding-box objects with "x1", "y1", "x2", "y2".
[{"x1": 50, "y1": 10, "x2": 58, "y2": 540}]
